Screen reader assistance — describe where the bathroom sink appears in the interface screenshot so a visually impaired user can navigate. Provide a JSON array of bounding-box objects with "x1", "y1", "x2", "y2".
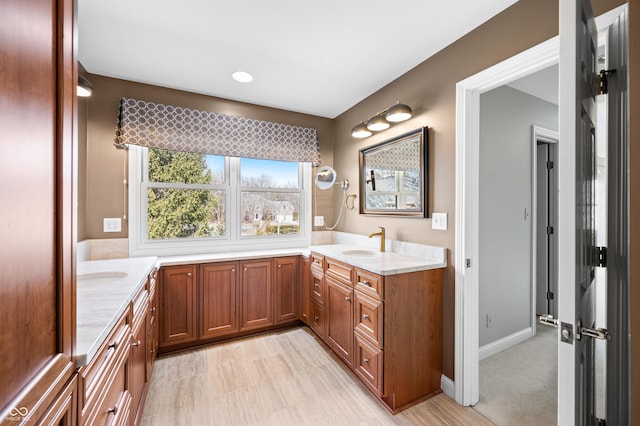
[
  {"x1": 77, "y1": 271, "x2": 128, "y2": 286},
  {"x1": 341, "y1": 249, "x2": 379, "y2": 257}
]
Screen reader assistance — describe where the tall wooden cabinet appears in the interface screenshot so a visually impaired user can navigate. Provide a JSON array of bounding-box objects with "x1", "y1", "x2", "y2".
[{"x1": 0, "y1": 0, "x2": 77, "y2": 423}]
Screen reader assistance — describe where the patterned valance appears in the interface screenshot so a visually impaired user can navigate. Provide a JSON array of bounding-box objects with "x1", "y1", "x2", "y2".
[{"x1": 114, "y1": 98, "x2": 319, "y2": 163}]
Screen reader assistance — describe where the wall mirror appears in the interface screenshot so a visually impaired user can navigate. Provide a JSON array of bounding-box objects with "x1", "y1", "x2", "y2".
[{"x1": 359, "y1": 127, "x2": 428, "y2": 217}]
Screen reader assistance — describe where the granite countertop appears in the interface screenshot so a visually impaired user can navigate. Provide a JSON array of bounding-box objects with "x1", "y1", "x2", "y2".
[
  {"x1": 76, "y1": 256, "x2": 157, "y2": 367},
  {"x1": 309, "y1": 244, "x2": 447, "y2": 275}
]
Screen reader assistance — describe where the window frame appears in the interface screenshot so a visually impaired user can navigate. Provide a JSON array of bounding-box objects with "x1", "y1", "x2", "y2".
[{"x1": 128, "y1": 146, "x2": 312, "y2": 257}]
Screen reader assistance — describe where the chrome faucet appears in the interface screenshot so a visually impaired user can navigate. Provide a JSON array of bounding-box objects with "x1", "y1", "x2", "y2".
[{"x1": 368, "y1": 227, "x2": 385, "y2": 252}]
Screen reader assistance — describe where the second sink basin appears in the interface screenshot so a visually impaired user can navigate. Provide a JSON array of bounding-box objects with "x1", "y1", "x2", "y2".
[{"x1": 341, "y1": 249, "x2": 380, "y2": 257}]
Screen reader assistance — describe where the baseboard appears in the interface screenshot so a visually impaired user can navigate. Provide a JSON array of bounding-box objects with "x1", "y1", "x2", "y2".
[
  {"x1": 441, "y1": 374, "x2": 455, "y2": 399},
  {"x1": 479, "y1": 327, "x2": 533, "y2": 361}
]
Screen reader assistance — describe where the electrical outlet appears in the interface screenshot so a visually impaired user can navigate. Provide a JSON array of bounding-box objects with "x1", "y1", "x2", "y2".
[
  {"x1": 314, "y1": 216, "x2": 324, "y2": 227},
  {"x1": 486, "y1": 314, "x2": 492, "y2": 328},
  {"x1": 103, "y1": 218, "x2": 121, "y2": 233},
  {"x1": 432, "y1": 212, "x2": 448, "y2": 230}
]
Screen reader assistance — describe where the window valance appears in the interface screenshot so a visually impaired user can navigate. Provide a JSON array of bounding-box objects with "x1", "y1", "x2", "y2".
[{"x1": 114, "y1": 97, "x2": 319, "y2": 163}]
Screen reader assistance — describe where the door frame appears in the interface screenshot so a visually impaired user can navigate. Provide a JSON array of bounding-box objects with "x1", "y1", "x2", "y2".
[
  {"x1": 453, "y1": 5, "x2": 628, "y2": 408},
  {"x1": 454, "y1": 36, "x2": 559, "y2": 406},
  {"x1": 532, "y1": 125, "x2": 559, "y2": 323}
]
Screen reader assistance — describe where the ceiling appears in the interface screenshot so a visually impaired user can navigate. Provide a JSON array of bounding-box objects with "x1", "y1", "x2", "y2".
[{"x1": 78, "y1": 0, "x2": 518, "y2": 119}]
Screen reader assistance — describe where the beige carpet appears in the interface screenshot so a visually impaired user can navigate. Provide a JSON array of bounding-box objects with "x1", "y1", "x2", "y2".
[{"x1": 473, "y1": 324, "x2": 557, "y2": 425}]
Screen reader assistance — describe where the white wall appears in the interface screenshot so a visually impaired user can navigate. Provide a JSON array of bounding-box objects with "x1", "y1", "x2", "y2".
[{"x1": 479, "y1": 85, "x2": 558, "y2": 346}]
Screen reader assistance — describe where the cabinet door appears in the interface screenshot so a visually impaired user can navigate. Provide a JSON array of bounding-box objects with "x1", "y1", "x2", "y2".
[
  {"x1": 147, "y1": 270, "x2": 159, "y2": 381},
  {"x1": 160, "y1": 265, "x2": 198, "y2": 346},
  {"x1": 299, "y1": 256, "x2": 311, "y2": 324},
  {"x1": 240, "y1": 260, "x2": 273, "y2": 331},
  {"x1": 274, "y1": 257, "x2": 299, "y2": 324},
  {"x1": 325, "y1": 276, "x2": 354, "y2": 367},
  {"x1": 200, "y1": 262, "x2": 239, "y2": 338},
  {"x1": 130, "y1": 314, "x2": 147, "y2": 425}
]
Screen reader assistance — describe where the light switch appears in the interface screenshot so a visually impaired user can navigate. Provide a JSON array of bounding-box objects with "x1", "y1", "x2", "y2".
[
  {"x1": 432, "y1": 213, "x2": 448, "y2": 231},
  {"x1": 103, "y1": 217, "x2": 122, "y2": 233}
]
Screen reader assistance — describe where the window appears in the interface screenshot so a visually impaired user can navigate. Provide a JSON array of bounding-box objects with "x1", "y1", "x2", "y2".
[{"x1": 129, "y1": 146, "x2": 311, "y2": 256}]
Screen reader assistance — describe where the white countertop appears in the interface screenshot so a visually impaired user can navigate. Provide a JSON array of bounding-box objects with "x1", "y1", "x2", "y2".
[
  {"x1": 76, "y1": 256, "x2": 157, "y2": 367},
  {"x1": 309, "y1": 244, "x2": 447, "y2": 275}
]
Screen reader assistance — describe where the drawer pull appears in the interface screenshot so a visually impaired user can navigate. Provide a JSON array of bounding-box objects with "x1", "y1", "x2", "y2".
[
  {"x1": 361, "y1": 280, "x2": 371, "y2": 287},
  {"x1": 345, "y1": 296, "x2": 351, "y2": 302},
  {"x1": 108, "y1": 342, "x2": 118, "y2": 350},
  {"x1": 363, "y1": 358, "x2": 369, "y2": 363},
  {"x1": 132, "y1": 340, "x2": 141, "y2": 348},
  {"x1": 150, "y1": 307, "x2": 156, "y2": 314},
  {"x1": 314, "y1": 283, "x2": 319, "y2": 288},
  {"x1": 107, "y1": 405, "x2": 118, "y2": 415},
  {"x1": 314, "y1": 315, "x2": 319, "y2": 321},
  {"x1": 363, "y1": 314, "x2": 370, "y2": 320}
]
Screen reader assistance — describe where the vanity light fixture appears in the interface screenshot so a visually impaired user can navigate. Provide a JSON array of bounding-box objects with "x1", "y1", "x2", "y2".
[
  {"x1": 232, "y1": 71, "x2": 254, "y2": 83},
  {"x1": 351, "y1": 101, "x2": 413, "y2": 138},
  {"x1": 77, "y1": 74, "x2": 93, "y2": 97},
  {"x1": 351, "y1": 122, "x2": 372, "y2": 138}
]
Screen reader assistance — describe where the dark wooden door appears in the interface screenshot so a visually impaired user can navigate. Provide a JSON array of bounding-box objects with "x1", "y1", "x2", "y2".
[
  {"x1": 325, "y1": 276, "x2": 354, "y2": 367},
  {"x1": 200, "y1": 262, "x2": 240, "y2": 338},
  {"x1": 0, "y1": 0, "x2": 76, "y2": 421},
  {"x1": 160, "y1": 266, "x2": 198, "y2": 346},
  {"x1": 240, "y1": 260, "x2": 273, "y2": 331},
  {"x1": 274, "y1": 257, "x2": 299, "y2": 324}
]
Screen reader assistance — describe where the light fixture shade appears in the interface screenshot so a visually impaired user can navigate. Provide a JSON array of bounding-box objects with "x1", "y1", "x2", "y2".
[
  {"x1": 366, "y1": 114, "x2": 390, "y2": 131},
  {"x1": 77, "y1": 74, "x2": 93, "y2": 97},
  {"x1": 351, "y1": 122, "x2": 372, "y2": 138},
  {"x1": 385, "y1": 102, "x2": 412, "y2": 122}
]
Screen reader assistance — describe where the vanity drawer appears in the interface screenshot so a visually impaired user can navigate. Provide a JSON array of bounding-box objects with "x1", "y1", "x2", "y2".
[
  {"x1": 310, "y1": 301, "x2": 325, "y2": 339},
  {"x1": 310, "y1": 252, "x2": 325, "y2": 270},
  {"x1": 354, "y1": 268, "x2": 384, "y2": 300},
  {"x1": 354, "y1": 332, "x2": 383, "y2": 396},
  {"x1": 79, "y1": 311, "x2": 131, "y2": 420},
  {"x1": 325, "y1": 257, "x2": 353, "y2": 285},
  {"x1": 354, "y1": 291, "x2": 383, "y2": 348},
  {"x1": 310, "y1": 267, "x2": 325, "y2": 304}
]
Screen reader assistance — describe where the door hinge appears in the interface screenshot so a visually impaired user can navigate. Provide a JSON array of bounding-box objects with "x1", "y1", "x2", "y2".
[
  {"x1": 547, "y1": 291, "x2": 554, "y2": 300},
  {"x1": 547, "y1": 226, "x2": 554, "y2": 235},
  {"x1": 596, "y1": 246, "x2": 607, "y2": 267},
  {"x1": 546, "y1": 160, "x2": 554, "y2": 170},
  {"x1": 597, "y1": 69, "x2": 616, "y2": 95},
  {"x1": 465, "y1": 259, "x2": 471, "y2": 268}
]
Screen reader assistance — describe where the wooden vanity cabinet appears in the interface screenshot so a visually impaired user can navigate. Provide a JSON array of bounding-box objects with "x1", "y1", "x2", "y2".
[
  {"x1": 299, "y1": 255, "x2": 311, "y2": 325},
  {"x1": 160, "y1": 265, "x2": 198, "y2": 347},
  {"x1": 308, "y1": 253, "x2": 444, "y2": 413},
  {"x1": 274, "y1": 256, "x2": 299, "y2": 324},
  {"x1": 147, "y1": 269, "x2": 159, "y2": 381},
  {"x1": 200, "y1": 262, "x2": 240, "y2": 338}
]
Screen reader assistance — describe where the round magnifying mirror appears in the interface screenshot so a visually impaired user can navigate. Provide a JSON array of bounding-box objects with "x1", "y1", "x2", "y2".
[{"x1": 315, "y1": 166, "x2": 337, "y2": 190}]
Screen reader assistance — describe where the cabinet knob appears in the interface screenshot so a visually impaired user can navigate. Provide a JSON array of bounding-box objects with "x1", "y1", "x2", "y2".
[
  {"x1": 187, "y1": 272, "x2": 192, "y2": 277},
  {"x1": 314, "y1": 316, "x2": 319, "y2": 321},
  {"x1": 362, "y1": 280, "x2": 371, "y2": 287},
  {"x1": 345, "y1": 296, "x2": 351, "y2": 302},
  {"x1": 363, "y1": 358, "x2": 369, "y2": 363},
  {"x1": 132, "y1": 340, "x2": 141, "y2": 348},
  {"x1": 278, "y1": 264, "x2": 282, "y2": 269},
  {"x1": 150, "y1": 307, "x2": 156, "y2": 314},
  {"x1": 363, "y1": 314, "x2": 369, "y2": 320},
  {"x1": 314, "y1": 283, "x2": 319, "y2": 288},
  {"x1": 232, "y1": 268, "x2": 235, "y2": 272},
  {"x1": 244, "y1": 268, "x2": 248, "y2": 272}
]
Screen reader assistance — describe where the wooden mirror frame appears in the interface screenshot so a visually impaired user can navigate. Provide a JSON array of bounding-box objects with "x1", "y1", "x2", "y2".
[{"x1": 358, "y1": 127, "x2": 428, "y2": 217}]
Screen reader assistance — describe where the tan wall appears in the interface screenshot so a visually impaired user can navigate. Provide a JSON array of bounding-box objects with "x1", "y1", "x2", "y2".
[
  {"x1": 629, "y1": 0, "x2": 639, "y2": 421},
  {"x1": 80, "y1": 76, "x2": 334, "y2": 239},
  {"x1": 332, "y1": 0, "x2": 624, "y2": 380}
]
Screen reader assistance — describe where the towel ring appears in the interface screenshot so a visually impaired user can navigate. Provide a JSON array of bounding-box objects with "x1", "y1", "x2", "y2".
[{"x1": 344, "y1": 194, "x2": 357, "y2": 211}]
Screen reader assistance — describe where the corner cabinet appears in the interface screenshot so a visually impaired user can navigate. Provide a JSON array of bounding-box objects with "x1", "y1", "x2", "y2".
[
  {"x1": 158, "y1": 257, "x2": 301, "y2": 354},
  {"x1": 308, "y1": 252, "x2": 443, "y2": 413}
]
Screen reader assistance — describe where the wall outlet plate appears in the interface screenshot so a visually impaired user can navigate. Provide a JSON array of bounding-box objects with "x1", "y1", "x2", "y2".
[
  {"x1": 432, "y1": 212, "x2": 448, "y2": 230},
  {"x1": 314, "y1": 216, "x2": 324, "y2": 227},
  {"x1": 103, "y1": 217, "x2": 122, "y2": 233}
]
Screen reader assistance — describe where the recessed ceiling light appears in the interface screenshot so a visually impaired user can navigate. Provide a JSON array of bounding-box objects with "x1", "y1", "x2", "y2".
[{"x1": 232, "y1": 71, "x2": 253, "y2": 83}]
